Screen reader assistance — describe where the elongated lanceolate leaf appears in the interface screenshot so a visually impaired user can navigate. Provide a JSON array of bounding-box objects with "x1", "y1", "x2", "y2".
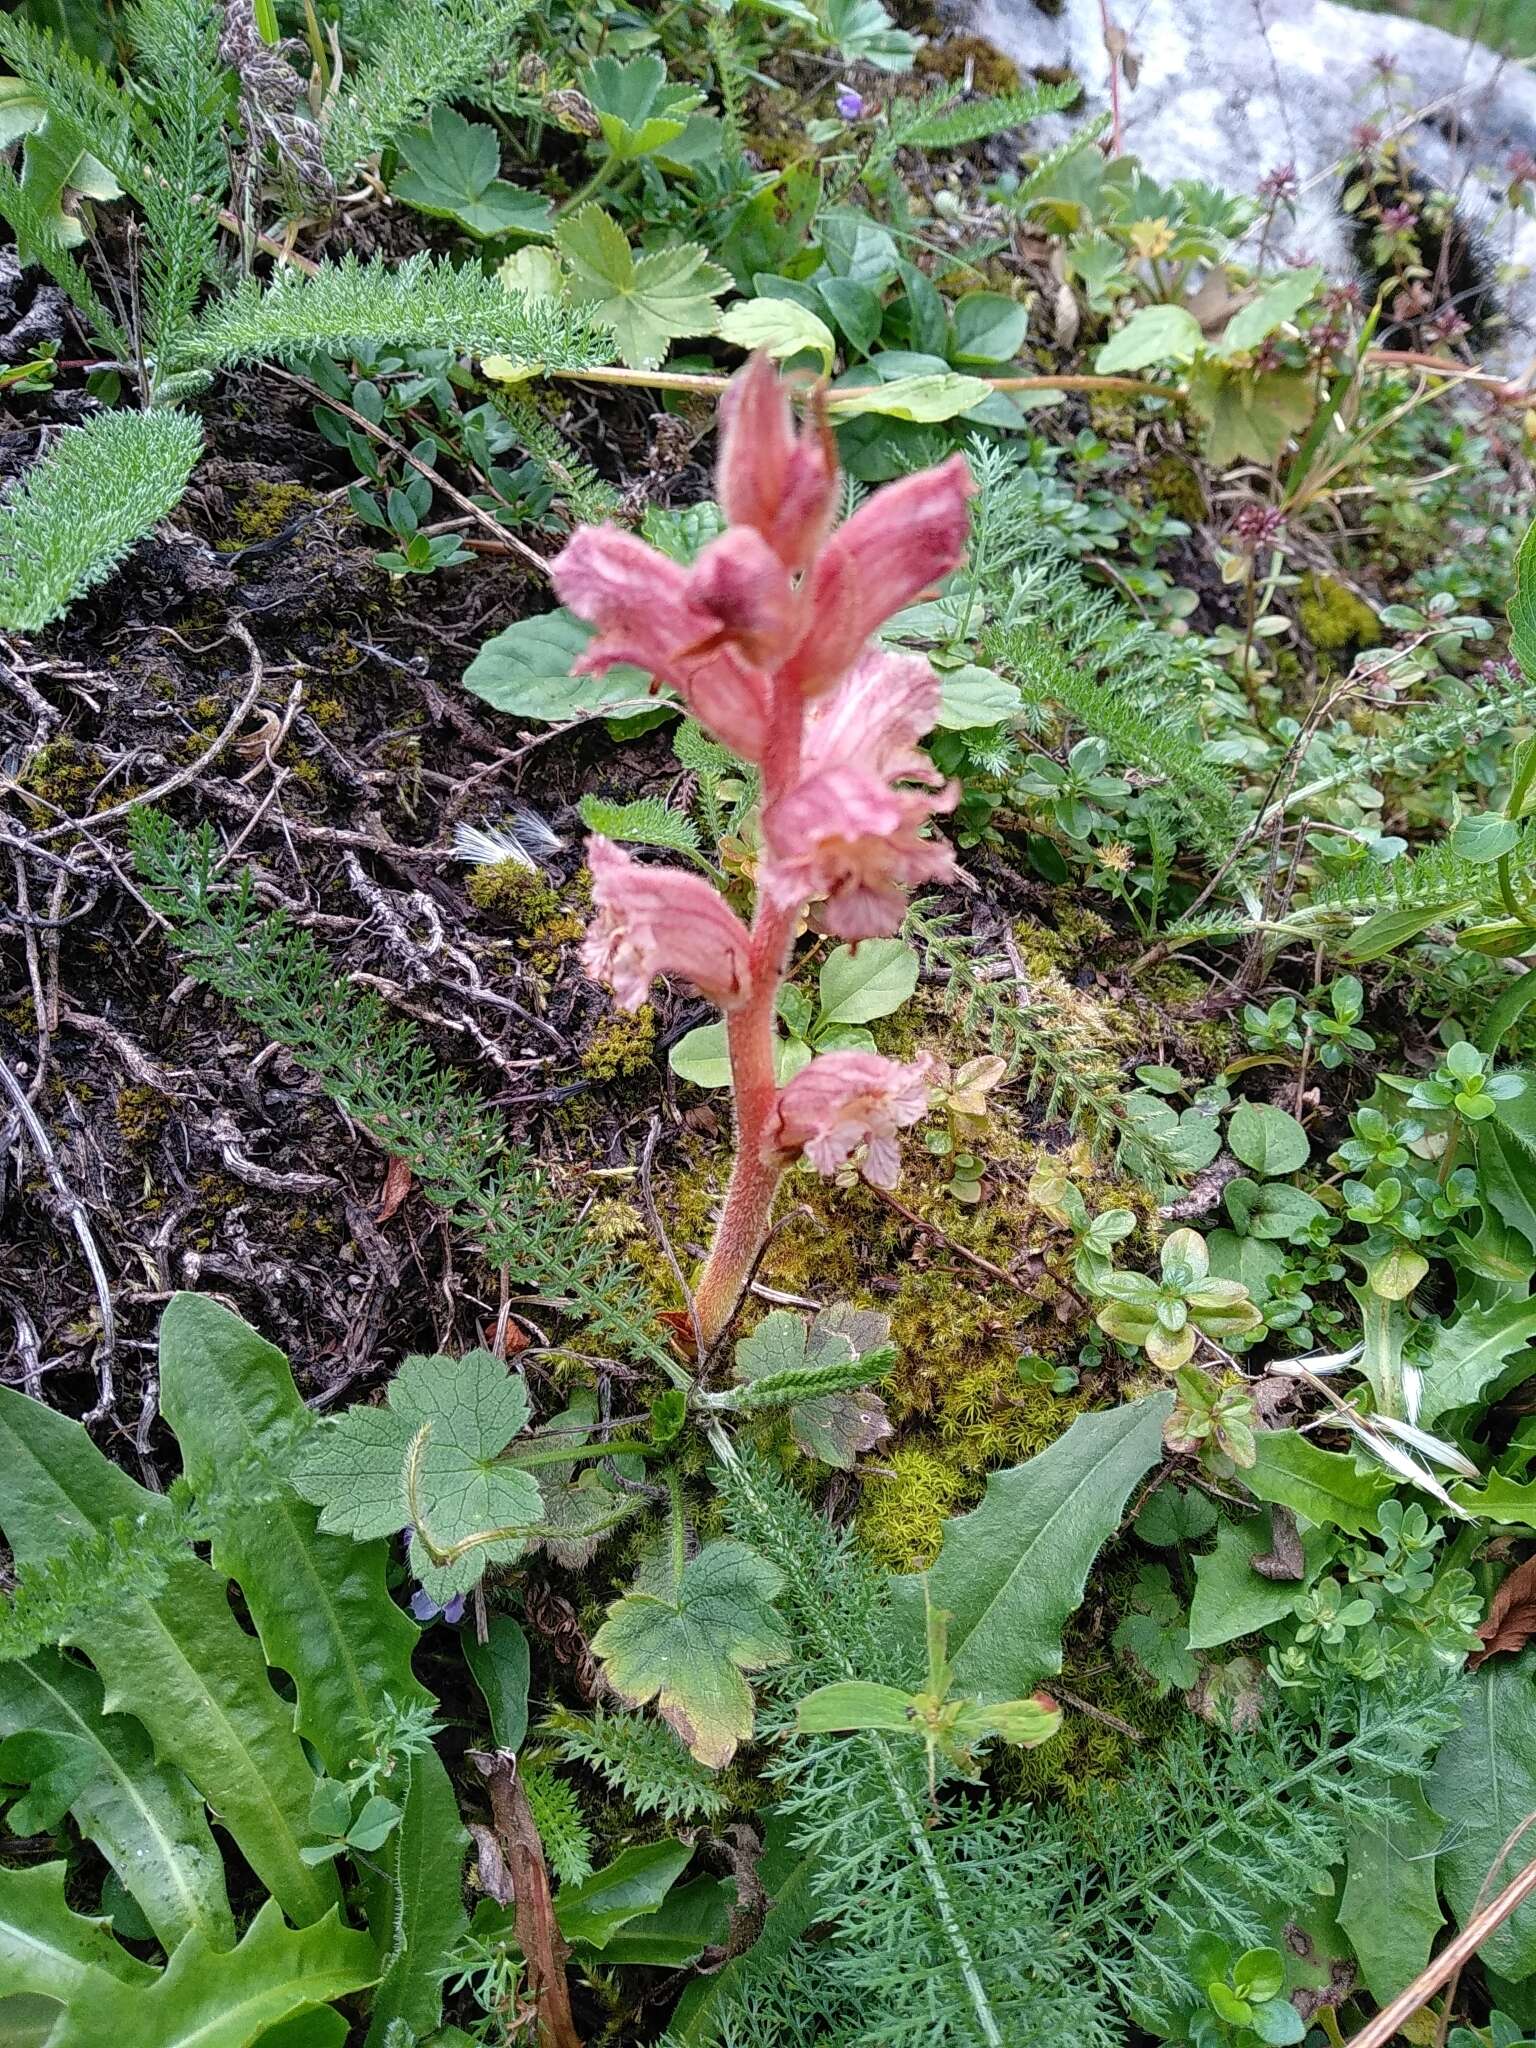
[
  {"x1": 157, "y1": 1292, "x2": 428, "y2": 1774},
  {"x1": 0, "y1": 1860, "x2": 154, "y2": 2004},
  {"x1": 1339, "y1": 1776, "x2": 1444, "y2": 2003},
  {"x1": 1245, "y1": 1430, "x2": 1393, "y2": 1536},
  {"x1": 1415, "y1": 1297, "x2": 1536, "y2": 1428},
  {"x1": 45, "y1": 1902, "x2": 378, "y2": 2048},
  {"x1": 359, "y1": 1745, "x2": 468, "y2": 2046},
  {"x1": 890, "y1": 1394, "x2": 1171, "y2": 1700},
  {"x1": 0, "y1": 1648, "x2": 233, "y2": 1951},
  {"x1": 0, "y1": 1386, "x2": 337, "y2": 1929},
  {"x1": 1431, "y1": 1647, "x2": 1536, "y2": 1979}
]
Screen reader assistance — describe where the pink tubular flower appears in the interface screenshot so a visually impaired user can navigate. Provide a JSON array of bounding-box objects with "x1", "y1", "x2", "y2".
[
  {"x1": 715, "y1": 351, "x2": 838, "y2": 572},
  {"x1": 768, "y1": 1049, "x2": 936, "y2": 1188},
  {"x1": 780, "y1": 454, "x2": 977, "y2": 697},
  {"x1": 550, "y1": 526, "x2": 775, "y2": 761},
  {"x1": 801, "y1": 646, "x2": 945, "y2": 786},
  {"x1": 582, "y1": 836, "x2": 753, "y2": 1013},
  {"x1": 686, "y1": 527, "x2": 799, "y2": 668},
  {"x1": 762, "y1": 765, "x2": 956, "y2": 940}
]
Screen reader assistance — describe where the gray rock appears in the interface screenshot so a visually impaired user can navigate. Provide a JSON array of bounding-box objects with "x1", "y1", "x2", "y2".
[{"x1": 971, "y1": 0, "x2": 1536, "y2": 362}]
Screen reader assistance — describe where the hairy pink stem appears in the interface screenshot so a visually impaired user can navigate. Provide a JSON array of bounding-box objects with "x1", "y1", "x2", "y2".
[{"x1": 692, "y1": 690, "x2": 803, "y2": 1350}]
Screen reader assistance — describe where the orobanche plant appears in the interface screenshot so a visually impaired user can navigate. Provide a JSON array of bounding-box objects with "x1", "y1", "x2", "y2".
[{"x1": 553, "y1": 354, "x2": 974, "y2": 1347}]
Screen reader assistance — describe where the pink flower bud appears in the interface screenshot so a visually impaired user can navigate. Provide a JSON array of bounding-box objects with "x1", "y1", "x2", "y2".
[
  {"x1": 782, "y1": 454, "x2": 976, "y2": 697},
  {"x1": 768, "y1": 1049, "x2": 936, "y2": 1188},
  {"x1": 801, "y1": 646, "x2": 945, "y2": 787},
  {"x1": 551, "y1": 525, "x2": 774, "y2": 761},
  {"x1": 716, "y1": 353, "x2": 838, "y2": 573},
  {"x1": 582, "y1": 836, "x2": 753, "y2": 1013},
  {"x1": 762, "y1": 765, "x2": 956, "y2": 940}
]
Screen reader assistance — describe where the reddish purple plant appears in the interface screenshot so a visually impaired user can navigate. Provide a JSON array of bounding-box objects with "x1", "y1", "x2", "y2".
[{"x1": 552, "y1": 356, "x2": 974, "y2": 1349}]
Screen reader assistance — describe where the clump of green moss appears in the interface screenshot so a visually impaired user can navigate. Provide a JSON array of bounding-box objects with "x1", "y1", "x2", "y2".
[
  {"x1": 21, "y1": 736, "x2": 102, "y2": 811},
  {"x1": 217, "y1": 480, "x2": 320, "y2": 550},
  {"x1": 915, "y1": 30, "x2": 1021, "y2": 92},
  {"x1": 580, "y1": 1005, "x2": 657, "y2": 1083},
  {"x1": 114, "y1": 1085, "x2": 168, "y2": 1149},
  {"x1": 1144, "y1": 452, "x2": 1207, "y2": 526},
  {"x1": 1297, "y1": 571, "x2": 1381, "y2": 662},
  {"x1": 858, "y1": 1442, "x2": 969, "y2": 1570}
]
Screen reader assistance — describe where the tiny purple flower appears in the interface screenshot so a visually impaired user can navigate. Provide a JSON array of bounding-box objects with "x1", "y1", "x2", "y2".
[
  {"x1": 836, "y1": 88, "x2": 865, "y2": 120},
  {"x1": 410, "y1": 1587, "x2": 466, "y2": 1624}
]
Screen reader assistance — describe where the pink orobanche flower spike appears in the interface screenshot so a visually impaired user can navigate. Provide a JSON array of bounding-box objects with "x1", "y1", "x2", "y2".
[
  {"x1": 550, "y1": 356, "x2": 974, "y2": 1349},
  {"x1": 769, "y1": 1050, "x2": 937, "y2": 1190},
  {"x1": 761, "y1": 765, "x2": 958, "y2": 941},
  {"x1": 582, "y1": 835, "x2": 753, "y2": 1014}
]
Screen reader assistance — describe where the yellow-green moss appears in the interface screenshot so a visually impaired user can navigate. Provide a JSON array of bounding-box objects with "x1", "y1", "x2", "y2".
[
  {"x1": 217, "y1": 480, "x2": 321, "y2": 549},
  {"x1": 114, "y1": 1085, "x2": 168, "y2": 1149},
  {"x1": 1144, "y1": 452, "x2": 1207, "y2": 526},
  {"x1": 1297, "y1": 571, "x2": 1381, "y2": 659},
  {"x1": 858, "y1": 1442, "x2": 969, "y2": 1570},
  {"x1": 914, "y1": 31, "x2": 1021, "y2": 93},
  {"x1": 20, "y1": 736, "x2": 101, "y2": 811},
  {"x1": 580, "y1": 1005, "x2": 657, "y2": 1083},
  {"x1": 468, "y1": 860, "x2": 563, "y2": 927}
]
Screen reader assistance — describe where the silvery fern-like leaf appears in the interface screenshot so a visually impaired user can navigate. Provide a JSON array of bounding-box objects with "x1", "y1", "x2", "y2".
[
  {"x1": 0, "y1": 410, "x2": 201, "y2": 633},
  {"x1": 178, "y1": 254, "x2": 614, "y2": 373}
]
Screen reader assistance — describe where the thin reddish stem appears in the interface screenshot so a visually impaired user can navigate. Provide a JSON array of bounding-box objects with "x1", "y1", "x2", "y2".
[{"x1": 692, "y1": 680, "x2": 805, "y2": 1349}]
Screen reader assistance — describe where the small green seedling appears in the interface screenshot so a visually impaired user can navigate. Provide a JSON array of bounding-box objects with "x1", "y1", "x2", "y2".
[{"x1": 795, "y1": 1581, "x2": 1061, "y2": 1806}]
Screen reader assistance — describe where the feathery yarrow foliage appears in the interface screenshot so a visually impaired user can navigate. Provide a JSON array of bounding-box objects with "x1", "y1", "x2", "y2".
[
  {"x1": 129, "y1": 813, "x2": 679, "y2": 1377},
  {"x1": 0, "y1": 409, "x2": 202, "y2": 632},
  {"x1": 180, "y1": 253, "x2": 614, "y2": 374},
  {"x1": 689, "y1": 1444, "x2": 1459, "y2": 2048},
  {"x1": 541, "y1": 1705, "x2": 730, "y2": 1822},
  {"x1": 321, "y1": 0, "x2": 535, "y2": 177}
]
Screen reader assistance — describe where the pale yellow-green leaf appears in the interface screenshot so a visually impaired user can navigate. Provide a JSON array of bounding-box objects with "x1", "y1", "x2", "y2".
[
  {"x1": 717, "y1": 296, "x2": 836, "y2": 372},
  {"x1": 829, "y1": 372, "x2": 992, "y2": 423}
]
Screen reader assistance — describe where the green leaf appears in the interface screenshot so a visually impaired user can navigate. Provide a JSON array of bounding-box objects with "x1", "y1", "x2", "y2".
[
  {"x1": 1245, "y1": 1431, "x2": 1393, "y2": 1536},
  {"x1": 732, "y1": 1307, "x2": 893, "y2": 1470},
  {"x1": 158, "y1": 1294, "x2": 428, "y2": 1774},
  {"x1": 462, "y1": 607, "x2": 661, "y2": 725},
  {"x1": 1432, "y1": 1649, "x2": 1536, "y2": 1978},
  {"x1": 1451, "y1": 813, "x2": 1522, "y2": 864},
  {"x1": 591, "y1": 1540, "x2": 790, "y2": 1767},
  {"x1": 1187, "y1": 1513, "x2": 1322, "y2": 1651},
  {"x1": 44, "y1": 1902, "x2": 378, "y2": 2048},
  {"x1": 358, "y1": 1745, "x2": 468, "y2": 2048},
  {"x1": 393, "y1": 105, "x2": 551, "y2": 239},
  {"x1": 819, "y1": 275, "x2": 884, "y2": 355},
  {"x1": 890, "y1": 1395, "x2": 1172, "y2": 1700},
  {"x1": 0, "y1": 1387, "x2": 338, "y2": 1930},
  {"x1": 1450, "y1": 1470, "x2": 1536, "y2": 1527},
  {"x1": 830, "y1": 371, "x2": 992, "y2": 421},
  {"x1": 1416, "y1": 1298, "x2": 1536, "y2": 1428},
  {"x1": 933, "y1": 662, "x2": 1022, "y2": 731},
  {"x1": 577, "y1": 793, "x2": 701, "y2": 860},
  {"x1": 1227, "y1": 1102, "x2": 1310, "y2": 1176},
  {"x1": 582, "y1": 53, "x2": 703, "y2": 162},
  {"x1": 1095, "y1": 303, "x2": 1203, "y2": 374},
  {"x1": 795, "y1": 1678, "x2": 920, "y2": 1734},
  {"x1": 1186, "y1": 362, "x2": 1315, "y2": 466},
  {"x1": 555, "y1": 205, "x2": 728, "y2": 370},
  {"x1": 464, "y1": 1615, "x2": 530, "y2": 1751},
  {"x1": 1339, "y1": 1777, "x2": 1444, "y2": 2004},
  {"x1": 717, "y1": 294, "x2": 836, "y2": 371},
  {"x1": 1511, "y1": 513, "x2": 1536, "y2": 688},
  {"x1": 669, "y1": 1021, "x2": 733, "y2": 1090},
  {"x1": 291, "y1": 1350, "x2": 540, "y2": 1600},
  {"x1": 0, "y1": 1649, "x2": 233, "y2": 1952},
  {"x1": 949, "y1": 291, "x2": 1028, "y2": 365},
  {"x1": 555, "y1": 1838, "x2": 693, "y2": 1948},
  {"x1": 817, "y1": 939, "x2": 919, "y2": 1025},
  {"x1": 0, "y1": 1860, "x2": 154, "y2": 2004},
  {"x1": 667, "y1": 1819, "x2": 820, "y2": 2041},
  {"x1": 1218, "y1": 268, "x2": 1323, "y2": 355},
  {"x1": 592, "y1": 1874, "x2": 731, "y2": 1965}
]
